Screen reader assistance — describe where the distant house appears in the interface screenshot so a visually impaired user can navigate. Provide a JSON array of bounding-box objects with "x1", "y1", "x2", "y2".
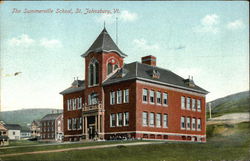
[
  {"x1": 30, "y1": 120, "x2": 41, "y2": 139},
  {"x1": 4, "y1": 124, "x2": 21, "y2": 140},
  {"x1": 40, "y1": 113, "x2": 64, "y2": 141},
  {"x1": 0, "y1": 121, "x2": 9, "y2": 146},
  {"x1": 21, "y1": 127, "x2": 31, "y2": 139}
]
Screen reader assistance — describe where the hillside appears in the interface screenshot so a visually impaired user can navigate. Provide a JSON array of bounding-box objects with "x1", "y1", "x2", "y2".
[
  {"x1": 207, "y1": 91, "x2": 250, "y2": 117},
  {"x1": 0, "y1": 108, "x2": 63, "y2": 127}
]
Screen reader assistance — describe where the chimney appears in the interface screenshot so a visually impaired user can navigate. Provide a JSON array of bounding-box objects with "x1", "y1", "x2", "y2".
[{"x1": 141, "y1": 55, "x2": 156, "y2": 66}]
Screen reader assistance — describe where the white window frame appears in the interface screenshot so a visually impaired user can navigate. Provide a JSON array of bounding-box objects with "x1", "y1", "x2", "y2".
[
  {"x1": 149, "y1": 90, "x2": 155, "y2": 104},
  {"x1": 142, "y1": 112, "x2": 148, "y2": 126},
  {"x1": 197, "y1": 119, "x2": 201, "y2": 131},
  {"x1": 181, "y1": 116, "x2": 186, "y2": 130},
  {"x1": 163, "y1": 114, "x2": 168, "y2": 128},
  {"x1": 123, "y1": 89, "x2": 129, "y2": 103},
  {"x1": 186, "y1": 97, "x2": 191, "y2": 110},
  {"x1": 110, "y1": 114, "x2": 116, "y2": 127},
  {"x1": 156, "y1": 113, "x2": 161, "y2": 127},
  {"x1": 163, "y1": 93, "x2": 168, "y2": 106},
  {"x1": 192, "y1": 118, "x2": 196, "y2": 131},
  {"x1": 149, "y1": 112, "x2": 155, "y2": 127},
  {"x1": 67, "y1": 100, "x2": 70, "y2": 111},
  {"x1": 186, "y1": 117, "x2": 191, "y2": 130},
  {"x1": 156, "y1": 92, "x2": 161, "y2": 105},
  {"x1": 110, "y1": 91, "x2": 115, "y2": 105},
  {"x1": 142, "y1": 89, "x2": 148, "y2": 103},
  {"x1": 67, "y1": 119, "x2": 72, "y2": 130},
  {"x1": 181, "y1": 96, "x2": 185, "y2": 109},
  {"x1": 117, "y1": 90, "x2": 122, "y2": 104},
  {"x1": 192, "y1": 99, "x2": 196, "y2": 111},
  {"x1": 123, "y1": 112, "x2": 129, "y2": 126},
  {"x1": 197, "y1": 100, "x2": 201, "y2": 112},
  {"x1": 117, "y1": 113, "x2": 123, "y2": 127}
]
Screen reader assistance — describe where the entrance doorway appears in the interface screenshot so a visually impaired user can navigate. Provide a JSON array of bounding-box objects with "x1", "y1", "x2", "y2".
[{"x1": 87, "y1": 116, "x2": 96, "y2": 139}]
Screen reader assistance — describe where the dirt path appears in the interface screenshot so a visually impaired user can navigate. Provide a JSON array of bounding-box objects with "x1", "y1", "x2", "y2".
[
  {"x1": 207, "y1": 112, "x2": 250, "y2": 125},
  {"x1": 0, "y1": 142, "x2": 162, "y2": 158}
]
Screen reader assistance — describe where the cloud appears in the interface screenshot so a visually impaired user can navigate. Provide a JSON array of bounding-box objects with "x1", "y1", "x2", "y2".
[
  {"x1": 8, "y1": 34, "x2": 35, "y2": 47},
  {"x1": 120, "y1": 10, "x2": 138, "y2": 22},
  {"x1": 39, "y1": 38, "x2": 62, "y2": 48},
  {"x1": 227, "y1": 19, "x2": 245, "y2": 30},
  {"x1": 133, "y1": 38, "x2": 159, "y2": 51},
  {"x1": 194, "y1": 14, "x2": 220, "y2": 34},
  {"x1": 96, "y1": 10, "x2": 138, "y2": 24},
  {"x1": 7, "y1": 35, "x2": 62, "y2": 49}
]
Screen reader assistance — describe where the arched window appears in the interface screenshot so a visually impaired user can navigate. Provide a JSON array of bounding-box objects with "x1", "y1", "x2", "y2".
[
  {"x1": 107, "y1": 63, "x2": 113, "y2": 75},
  {"x1": 88, "y1": 59, "x2": 99, "y2": 86},
  {"x1": 88, "y1": 93, "x2": 98, "y2": 105},
  {"x1": 95, "y1": 62, "x2": 99, "y2": 84}
]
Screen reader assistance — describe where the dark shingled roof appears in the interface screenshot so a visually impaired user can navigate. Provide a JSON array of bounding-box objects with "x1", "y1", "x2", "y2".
[
  {"x1": 103, "y1": 62, "x2": 208, "y2": 94},
  {"x1": 41, "y1": 113, "x2": 62, "y2": 121},
  {"x1": 60, "y1": 80, "x2": 85, "y2": 95},
  {"x1": 81, "y1": 28, "x2": 127, "y2": 58},
  {"x1": 4, "y1": 124, "x2": 21, "y2": 130}
]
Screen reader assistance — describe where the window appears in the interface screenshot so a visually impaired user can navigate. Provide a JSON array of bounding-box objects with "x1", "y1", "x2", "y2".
[
  {"x1": 150, "y1": 90, "x2": 155, "y2": 104},
  {"x1": 117, "y1": 113, "x2": 123, "y2": 126},
  {"x1": 142, "y1": 89, "x2": 148, "y2": 103},
  {"x1": 73, "y1": 99, "x2": 76, "y2": 110},
  {"x1": 124, "y1": 112, "x2": 129, "y2": 126},
  {"x1": 192, "y1": 99, "x2": 196, "y2": 111},
  {"x1": 123, "y1": 89, "x2": 129, "y2": 103},
  {"x1": 107, "y1": 63, "x2": 113, "y2": 75},
  {"x1": 110, "y1": 91, "x2": 115, "y2": 105},
  {"x1": 181, "y1": 117, "x2": 185, "y2": 129},
  {"x1": 89, "y1": 59, "x2": 99, "y2": 86},
  {"x1": 142, "y1": 112, "x2": 148, "y2": 126},
  {"x1": 163, "y1": 93, "x2": 168, "y2": 106},
  {"x1": 78, "y1": 97, "x2": 82, "y2": 109},
  {"x1": 197, "y1": 100, "x2": 201, "y2": 112},
  {"x1": 88, "y1": 93, "x2": 98, "y2": 105},
  {"x1": 197, "y1": 119, "x2": 201, "y2": 130},
  {"x1": 73, "y1": 118, "x2": 77, "y2": 130},
  {"x1": 79, "y1": 117, "x2": 82, "y2": 129},
  {"x1": 156, "y1": 92, "x2": 161, "y2": 105},
  {"x1": 192, "y1": 118, "x2": 196, "y2": 131},
  {"x1": 117, "y1": 90, "x2": 122, "y2": 104},
  {"x1": 187, "y1": 97, "x2": 191, "y2": 110},
  {"x1": 156, "y1": 114, "x2": 161, "y2": 127},
  {"x1": 186, "y1": 117, "x2": 191, "y2": 130},
  {"x1": 13, "y1": 131, "x2": 15, "y2": 135},
  {"x1": 110, "y1": 114, "x2": 116, "y2": 127},
  {"x1": 67, "y1": 100, "x2": 70, "y2": 111},
  {"x1": 68, "y1": 119, "x2": 72, "y2": 130},
  {"x1": 181, "y1": 96, "x2": 185, "y2": 109},
  {"x1": 163, "y1": 114, "x2": 168, "y2": 128},
  {"x1": 149, "y1": 113, "x2": 155, "y2": 127}
]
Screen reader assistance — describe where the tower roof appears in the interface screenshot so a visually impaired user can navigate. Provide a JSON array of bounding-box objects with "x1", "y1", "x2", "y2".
[{"x1": 81, "y1": 28, "x2": 127, "y2": 58}]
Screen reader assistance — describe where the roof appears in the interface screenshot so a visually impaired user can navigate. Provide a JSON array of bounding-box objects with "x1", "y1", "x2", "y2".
[
  {"x1": 60, "y1": 80, "x2": 85, "y2": 95},
  {"x1": 41, "y1": 113, "x2": 62, "y2": 121},
  {"x1": 4, "y1": 124, "x2": 22, "y2": 130},
  {"x1": 103, "y1": 62, "x2": 208, "y2": 94},
  {"x1": 81, "y1": 28, "x2": 127, "y2": 58}
]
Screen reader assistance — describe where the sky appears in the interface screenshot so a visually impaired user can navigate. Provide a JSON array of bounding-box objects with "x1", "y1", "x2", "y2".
[{"x1": 0, "y1": 1, "x2": 249, "y2": 111}]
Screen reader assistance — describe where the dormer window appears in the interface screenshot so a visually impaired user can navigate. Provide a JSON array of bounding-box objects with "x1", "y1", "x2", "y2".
[
  {"x1": 108, "y1": 63, "x2": 113, "y2": 75},
  {"x1": 88, "y1": 59, "x2": 99, "y2": 86},
  {"x1": 107, "y1": 59, "x2": 119, "y2": 76},
  {"x1": 148, "y1": 69, "x2": 160, "y2": 79}
]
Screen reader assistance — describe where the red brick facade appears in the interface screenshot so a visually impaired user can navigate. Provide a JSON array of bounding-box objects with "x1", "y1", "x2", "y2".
[{"x1": 61, "y1": 28, "x2": 207, "y2": 142}]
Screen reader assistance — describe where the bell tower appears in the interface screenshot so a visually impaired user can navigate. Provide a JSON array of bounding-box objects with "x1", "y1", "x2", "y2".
[{"x1": 81, "y1": 27, "x2": 126, "y2": 140}]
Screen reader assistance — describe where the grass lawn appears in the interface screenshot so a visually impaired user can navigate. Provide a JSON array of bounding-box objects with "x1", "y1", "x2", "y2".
[{"x1": 1, "y1": 122, "x2": 250, "y2": 161}]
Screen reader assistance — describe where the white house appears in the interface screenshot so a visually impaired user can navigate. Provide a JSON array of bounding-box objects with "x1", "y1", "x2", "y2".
[{"x1": 5, "y1": 124, "x2": 21, "y2": 140}]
